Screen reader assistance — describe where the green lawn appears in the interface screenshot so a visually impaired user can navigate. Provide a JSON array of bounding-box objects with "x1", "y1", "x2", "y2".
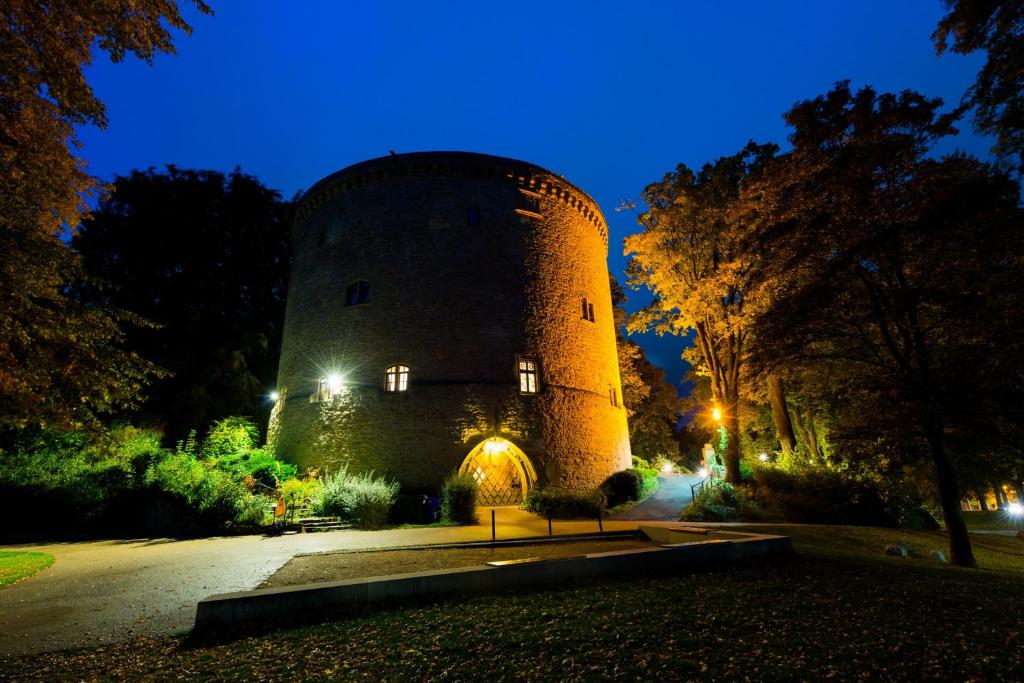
[
  {"x1": 963, "y1": 509, "x2": 1024, "y2": 532},
  {"x1": 0, "y1": 551, "x2": 53, "y2": 588},
  {"x1": 3, "y1": 526, "x2": 1022, "y2": 681}
]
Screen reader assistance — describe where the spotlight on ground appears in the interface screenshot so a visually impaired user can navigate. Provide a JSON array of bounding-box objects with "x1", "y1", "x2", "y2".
[
  {"x1": 269, "y1": 391, "x2": 280, "y2": 402},
  {"x1": 661, "y1": 461, "x2": 674, "y2": 473},
  {"x1": 1009, "y1": 502, "x2": 1023, "y2": 517},
  {"x1": 698, "y1": 467, "x2": 709, "y2": 478},
  {"x1": 758, "y1": 452, "x2": 769, "y2": 462}
]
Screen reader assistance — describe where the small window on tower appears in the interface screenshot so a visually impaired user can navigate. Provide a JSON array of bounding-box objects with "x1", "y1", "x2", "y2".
[
  {"x1": 385, "y1": 365, "x2": 409, "y2": 392},
  {"x1": 345, "y1": 280, "x2": 370, "y2": 306},
  {"x1": 468, "y1": 205, "x2": 480, "y2": 226},
  {"x1": 581, "y1": 298, "x2": 589, "y2": 320},
  {"x1": 588, "y1": 302, "x2": 595, "y2": 322},
  {"x1": 518, "y1": 358, "x2": 539, "y2": 394},
  {"x1": 609, "y1": 385, "x2": 618, "y2": 407}
]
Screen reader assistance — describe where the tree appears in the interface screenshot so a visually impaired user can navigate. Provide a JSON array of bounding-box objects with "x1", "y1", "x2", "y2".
[
  {"x1": 934, "y1": 0, "x2": 1024, "y2": 167},
  {"x1": 624, "y1": 143, "x2": 777, "y2": 483},
  {"x1": 610, "y1": 277, "x2": 683, "y2": 462},
  {"x1": 0, "y1": 1, "x2": 209, "y2": 433},
  {"x1": 73, "y1": 167, "x2": 293, "y2": 441},
  {"x1": 738, "y1": 82, "x2": 1024, "y2": 567}
]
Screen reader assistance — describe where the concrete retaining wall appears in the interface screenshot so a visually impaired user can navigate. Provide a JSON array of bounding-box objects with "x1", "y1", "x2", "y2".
[{"x1": 193, "y1": 532, "x2": 790, "y2": 635}]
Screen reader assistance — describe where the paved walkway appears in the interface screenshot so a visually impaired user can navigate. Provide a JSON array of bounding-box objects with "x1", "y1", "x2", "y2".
[
  {"x1": 0, "y1": 508, "x2": 655, "y2": 656},
  {"x1": 611, "y1": 473, "x2": 703, "y2": 521}
]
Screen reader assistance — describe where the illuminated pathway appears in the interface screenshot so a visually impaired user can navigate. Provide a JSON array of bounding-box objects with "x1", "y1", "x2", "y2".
[
  {"x1": 611, "y1": 473, "x2": 703, "y2": 521},
  {"x1": 0, "y1": 510, "x2": 650, "y2": 656}
]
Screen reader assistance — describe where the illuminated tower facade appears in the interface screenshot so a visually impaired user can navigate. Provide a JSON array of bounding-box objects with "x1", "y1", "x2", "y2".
[{"x1": 268, "y1": 151, "x2": 630, "y2": 503}]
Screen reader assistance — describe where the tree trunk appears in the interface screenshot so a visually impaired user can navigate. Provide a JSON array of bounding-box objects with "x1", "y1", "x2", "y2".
[
  {"x1": 723, "y1": 406, "x2": 742, "y2": 484},
  {"x1": 993, "y1": 484, "x2": 1008, "y2": 510},
  {"x1": 973, "y1": 489, "x2": 988, "y2": 511},
  {"x1": 925, "y1": 417, "x2": 976, "y2": 568},
  {"x1": 767, "y1": 375, "x2": 796, "y2": 458},
  {"x1": 792, "y1": 406, "x2": 822, "y2": 461}
]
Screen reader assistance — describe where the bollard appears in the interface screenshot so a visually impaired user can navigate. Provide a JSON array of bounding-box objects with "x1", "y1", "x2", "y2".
[
  {"x1": 548, "y1": 515, "x2": 553, "y2": 536},
  {"x1": 491, "y1": 508, "x2": 496, "y2": 542},
  {"x1": 598, "y1": 510, "x2": 603, "y2": 533}
]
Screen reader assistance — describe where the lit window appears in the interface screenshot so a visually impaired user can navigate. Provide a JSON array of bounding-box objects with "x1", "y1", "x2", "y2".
[
  {"x1": 345, "y1": 280, "x2": 370, "y2": 306},
  {"x1": 519, "y1": 358, "x2": 538, "y2": 394},
  {"x1": 468, "y1": 205, "x2": 480, "y2": 226},
  {"x1": 385, "y1": 365, "x2": 409, "y2": 392},
  {"x1": 313, "y1": 374, "x2": 344, "y2": 402}
]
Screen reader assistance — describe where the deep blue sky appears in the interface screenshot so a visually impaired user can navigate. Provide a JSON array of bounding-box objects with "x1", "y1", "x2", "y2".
[{"x1": 78, "y1": 1, "x2": 991, "y2": 393}]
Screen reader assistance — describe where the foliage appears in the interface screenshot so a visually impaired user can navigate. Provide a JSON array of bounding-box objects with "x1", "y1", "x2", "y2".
[
  {"x1": 610, "y1": 277, "x2": 683, "y2": 461},
  {"x1": 0, "y1": 551, "x2": 54, "y2": 588},
  {"x1": 312, "y1": 469, "x2": 399, "y2": 529},
  {"x1": 202, "y1": 417, "x2": 260, "y2": 460},
  {"x1": 73, "y1": 167, "x2": 293, "y2": 439},
  {"x1": 624, "y1": 142, "x2": 778, "y2": 483},
  {"x1": 0, "y1": 422, "x2": 291, "y2": 538},
  {"x1": 232, "y1": 494, "x2": 273, "y2": 528},
  {"x1": 145, "y1": 452, "x2": 250, "y2": 524},
  {"x1": 934, "y1": 0, "x2": 1024, "y2": 166},
  {"x1": 0, "y1": 1, "x2": 209, "y2": 433},
  {"x1": 737, "y1": 81, "x2": 1024, "y2": 566},
  {"x1": 522, "y1": 488, "x2": 606, "y2": 519},
  {"x1": 680, "y1": 481, "x2": 764, "y2": 522},
  {"x1": 440, "y1": 473, "x2": 478, "y2": 525},
  {"x1": 747, "y1": 467, "x2": 896, "y2": 527},
  {"x1": 600, "y1": 470, "x2": 642, "y2": 508},
  {"x1": 280, "y1": 476, "x2": 323, "y2": 509}
]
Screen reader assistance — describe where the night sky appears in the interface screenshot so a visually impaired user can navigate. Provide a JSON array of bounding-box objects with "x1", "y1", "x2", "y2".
[{"x1": 77, "y1": 1, "x2": 992, "y2": 394}]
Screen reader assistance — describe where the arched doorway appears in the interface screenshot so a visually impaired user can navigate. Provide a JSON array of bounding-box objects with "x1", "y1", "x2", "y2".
[{"x1": 460, "y1": 437, "x2": 537, "y2": 506}]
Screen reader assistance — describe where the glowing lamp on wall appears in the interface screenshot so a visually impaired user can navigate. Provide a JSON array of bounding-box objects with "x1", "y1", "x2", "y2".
[
  {"x1": 758, "y1": 453, "x2": 769, "y2": 462},
  {"x1": 269, "y1": 391, "x2": 281, "y2": 402},
  {"x1": 711, "y1": 407, "x2": 722, "y2": 422},
  {"x1": 483, "y1": 438, "x2": 509, "y2": 459},
  {"x1": 327, "y1": 374, "x2": 344, "y2": 392}
]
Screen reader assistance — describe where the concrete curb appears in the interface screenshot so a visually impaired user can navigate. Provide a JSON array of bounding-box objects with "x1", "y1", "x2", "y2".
[{"x1": 193, "y1": 531, "x2": 791, "y2": 636}]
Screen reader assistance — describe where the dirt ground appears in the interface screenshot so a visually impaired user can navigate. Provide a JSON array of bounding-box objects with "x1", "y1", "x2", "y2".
[{"x1": 261, "y1": 538, "x2": 654, "y2": 588}]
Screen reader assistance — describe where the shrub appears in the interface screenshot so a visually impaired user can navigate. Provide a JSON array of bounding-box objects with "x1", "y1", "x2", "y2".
[
  {"x1": 681, "y1": 481, "x2": 765, "y2": 522},
  {"x1": 145, "y1": 451, "x2": 263, "y2": 530},
  {"x1": 280, "y1": 476, "x2": 322, "y2": 508},
  {"x1": 441, "y1": 473, "x2": 478, "y2": 524},
  {"x1": 522, "y1": 488, "x2": 606, "y2": 519},
  {"x1": 749, "y1": 467, "x2": 897, "y2": 526},
  {"x1": 601, "y1": 470, "x2": 641, "y2": 508},
  {"x1": 202, "y1": 416, "x2": 260, "y2": 460},
  {"x1": 233, "y1": 494, "x2": 273, "y2": 528},
  {"x1": 217, "y1": 448, "x2": 297, "y2": 490},
  {"x1": 312, "y1": 469, "x2": 399, "y2": 528}
]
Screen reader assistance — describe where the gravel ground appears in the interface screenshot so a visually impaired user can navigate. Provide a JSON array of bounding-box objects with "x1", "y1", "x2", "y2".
[{"x1": 260, "y1": 538, "x2": 654, "y2": 588}]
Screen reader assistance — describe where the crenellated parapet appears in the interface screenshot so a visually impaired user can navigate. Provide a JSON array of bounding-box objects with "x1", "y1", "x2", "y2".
[{"x1": 294, "y1": 151, "x2": 608, "y2": 248}]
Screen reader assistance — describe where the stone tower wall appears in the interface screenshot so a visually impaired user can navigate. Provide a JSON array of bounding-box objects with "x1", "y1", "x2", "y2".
[{"x1": 269, "y1": 152, "x2": 631, "y2": 493}]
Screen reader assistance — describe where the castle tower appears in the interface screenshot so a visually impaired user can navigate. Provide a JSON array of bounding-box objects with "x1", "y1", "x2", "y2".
[{"x1": 268, "y1": 151, "x2": 631, "y2": 503}]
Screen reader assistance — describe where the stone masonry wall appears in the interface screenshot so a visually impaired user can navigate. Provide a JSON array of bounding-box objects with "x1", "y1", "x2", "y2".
[{"x1": 269, "y1": 152, "x2": 631, "y2": 494}]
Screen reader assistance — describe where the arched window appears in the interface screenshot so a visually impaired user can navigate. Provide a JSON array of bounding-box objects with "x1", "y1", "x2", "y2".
[
  {"x1": 385, "y1": 365, "x2": 409, "y2": 392},
  {"x1": 345, "y1": 280, "x2": 370, "y2": 306}
]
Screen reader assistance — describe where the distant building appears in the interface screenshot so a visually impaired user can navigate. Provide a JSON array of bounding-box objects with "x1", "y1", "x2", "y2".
[{"x1": 268, "y1": 152, "x2": 630, "y2": 504}]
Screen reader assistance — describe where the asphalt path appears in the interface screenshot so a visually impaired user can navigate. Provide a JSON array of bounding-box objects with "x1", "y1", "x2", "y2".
[
  {"x1": 0, "y1": 508, "x2": 646, "y2": 656},
  {"x1": 611, "y1": 473, "x2": 703, "y2": 521}
]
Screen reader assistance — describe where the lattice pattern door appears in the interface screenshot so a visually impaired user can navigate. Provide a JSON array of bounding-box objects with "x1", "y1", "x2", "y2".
[{"x1": 464, "y1": 452, "x2": 524, "y2": 506}]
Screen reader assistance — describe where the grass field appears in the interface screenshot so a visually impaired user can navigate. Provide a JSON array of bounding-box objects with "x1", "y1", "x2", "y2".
[
  {"x1": 0, "y1": 551, "x2": 53, "y2": 589},
  {"x1": 963, "y1": 509, "x2": 1024, "y2": 532},
  {"x1": 2, "y1": 526, "x2": 1021, "y2": 681}
]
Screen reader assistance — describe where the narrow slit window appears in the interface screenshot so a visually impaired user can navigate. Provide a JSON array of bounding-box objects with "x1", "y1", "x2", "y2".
[
  {"x1": 385, "y1": 365, "x2": 409, "y2": 392},
  {"x1": 588, "y1": 302, "x2": 595, "y2": 322},
  {"x1": 581, "y1": 298, "x2": 589, "y2": 320},
  {"x1": 609, "y1": 385, "x2": 617, "y2": 407},
  {"x1": 518, "y1": 358, "x2": 538, "y2": 394}
]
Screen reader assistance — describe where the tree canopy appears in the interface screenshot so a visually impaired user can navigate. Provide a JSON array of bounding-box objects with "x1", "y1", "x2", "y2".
[
  {"x1": 934, "y1": 0, "x2": 1024, "y2": 166},
  {"x1": 0, "y1": 1, "x2": 208, "y2": 433},
  {"x1": 73, "y1": 167, "x2": 293, "y2": 440}
]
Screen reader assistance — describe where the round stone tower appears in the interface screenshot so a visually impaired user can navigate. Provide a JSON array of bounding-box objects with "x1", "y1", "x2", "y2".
[{"x1": 268, "y1": 151, "x2": 630, "y2": 503}]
